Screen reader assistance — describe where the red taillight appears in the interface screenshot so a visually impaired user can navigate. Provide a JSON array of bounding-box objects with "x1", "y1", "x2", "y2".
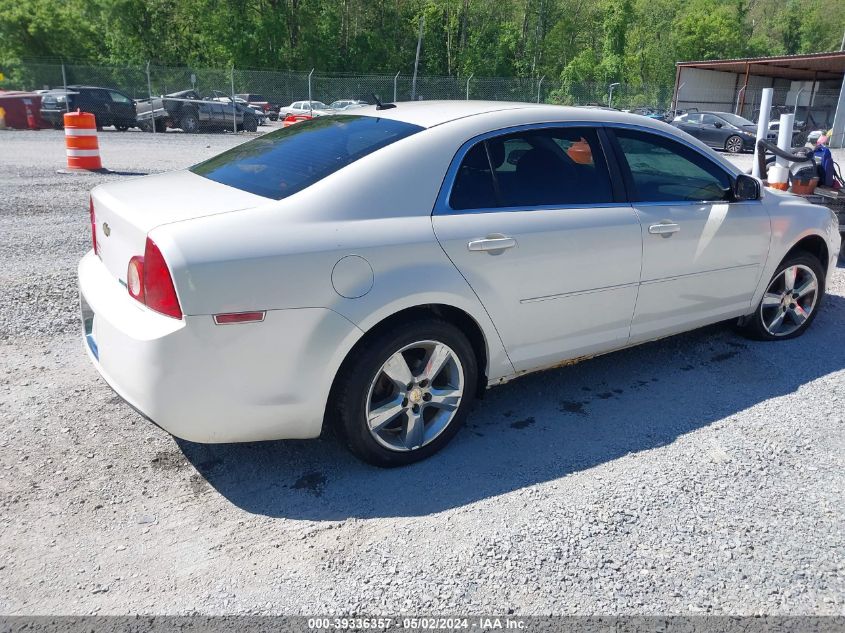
[
  {"x1": 89, "y1": 196, "x2": 97, "y2": 254},
  {"x1": 143, "y1": 238, "x2": 182, "y2": 319},
  {"x1": 125, "y1": 237, "x2": 183, "y2": 320}
]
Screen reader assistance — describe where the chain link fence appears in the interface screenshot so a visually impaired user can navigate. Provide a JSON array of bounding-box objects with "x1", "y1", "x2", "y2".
[{"x1": 4, "y1": 60, "x2": 680, "y2": 134}]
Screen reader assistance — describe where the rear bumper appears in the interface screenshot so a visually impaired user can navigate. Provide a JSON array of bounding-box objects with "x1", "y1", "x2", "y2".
[{"x1": 78, "y1": 251, "x2": 362, "y2": 443}]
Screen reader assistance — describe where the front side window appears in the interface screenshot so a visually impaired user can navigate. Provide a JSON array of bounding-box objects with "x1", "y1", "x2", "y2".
[
  {"x1": 191, "y1": 115, "x2": 422, "y2": 200},
  {"x1": 613, "y1": 128, "x2": 732, "y2": 203},
  {"x1": 108, "y1": 90, "x2": 132, "y2": 104},
  {"x1": 449, "y1": 127, "x2": 614, "y2": 211}
]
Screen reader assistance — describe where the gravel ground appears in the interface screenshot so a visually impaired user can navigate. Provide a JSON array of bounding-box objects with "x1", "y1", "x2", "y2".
[{"x1": 1, "y1": 129, "x2": 844, "y2": 616}]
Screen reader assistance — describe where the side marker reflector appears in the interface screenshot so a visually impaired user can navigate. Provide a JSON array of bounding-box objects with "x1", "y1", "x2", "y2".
[{"x1": 213, "y1": 311, "x2": 266, "y2": 325}]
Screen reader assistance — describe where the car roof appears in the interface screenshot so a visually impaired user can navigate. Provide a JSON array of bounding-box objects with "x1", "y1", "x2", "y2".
[{"x1": 339, "y1": 100, "x2": 678, "y2": 130}]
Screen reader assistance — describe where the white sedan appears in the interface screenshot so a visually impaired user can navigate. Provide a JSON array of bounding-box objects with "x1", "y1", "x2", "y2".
[{"x1": 79, "y1": 101, "x2": 840, "y2": 466}]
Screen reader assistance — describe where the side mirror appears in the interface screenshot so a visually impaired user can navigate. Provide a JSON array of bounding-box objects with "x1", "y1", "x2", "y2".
[
  {"x1": 734, "y1": 174, "x2": 760, "y2": 201},
  {"x1": 714, "y1": 121, "x2": 723, "y2": 128}
]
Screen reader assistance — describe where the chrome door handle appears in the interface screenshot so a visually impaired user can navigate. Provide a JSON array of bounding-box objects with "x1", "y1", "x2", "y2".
[
  {"x1": 467, "y1": 236, "x2": 517, "y2": 252},
  {"x1": 648, "y1": 222, "x2": 680, "y2": 236}
]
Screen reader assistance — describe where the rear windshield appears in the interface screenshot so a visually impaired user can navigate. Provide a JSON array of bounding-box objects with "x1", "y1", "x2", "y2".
[{"x1": 190, "y1": 115, "x2": 423, "y2": 200}]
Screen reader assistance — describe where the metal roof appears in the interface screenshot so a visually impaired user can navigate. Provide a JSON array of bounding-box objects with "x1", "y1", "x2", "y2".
[{"x1": 676, "y1": 51, "x2": 845, "y2": 81}]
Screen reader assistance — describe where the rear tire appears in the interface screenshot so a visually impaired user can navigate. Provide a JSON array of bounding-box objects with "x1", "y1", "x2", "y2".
[
  {"x1": 242, "y1": 115, "x2": 258, "y2": 132},
  {"x1": 334, "y1": 319, "x2": 478, "y2": 467},
  {"x1": 180, "y1": 112, "x2": 199, "y2": 133},
  {"x1": 725, "y1": 135, "x2": 744, "y2": 153},
  {"x1": 740, "y1": 251, "x2": 824, "y2": 341}
]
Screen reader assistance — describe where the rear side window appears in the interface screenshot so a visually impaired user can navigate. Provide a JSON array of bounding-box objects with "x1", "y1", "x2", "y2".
[
  {"x1": 191, "y1": 115, "x2": 422, "y2": 200},
  {"x1": 612, "y1": 128, "x2": 731, "y2": 203},
  {"x1": 449, "y1": 127, "x2": 614, "y2": 210}
]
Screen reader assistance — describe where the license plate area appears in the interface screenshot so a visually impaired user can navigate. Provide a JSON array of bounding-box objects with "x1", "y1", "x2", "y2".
[{"x1": 80, "y1": 292, "x2": 99, "y2": 360}]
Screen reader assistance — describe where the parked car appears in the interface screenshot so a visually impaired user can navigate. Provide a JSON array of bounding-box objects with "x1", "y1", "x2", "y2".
[
  {"x1": 279, "y1": 100, "x2": 330, "y2": 117},
  {"x1": 136, "y1": 89, "x2": 259, "y2": 133},
  {"x1": 40, "y1": 85, "x2": 137, "y2": 130},
  {"x1": 671, "y1": 111, "x2": 771, "y2": 153},
  {"x1": 329, "y1": 99, "x2": 369, "y2": 111},
  {"x1": 236, "y1": 93, "x2": 271, "y2": 116},
  {"x1": 209, "y1": 92, "x2": 267, "y2": 126},
  {"x1": 79, "y1": 102, "x2": 839, "y2": 466},
  {"x1": 630, "y1": 107, "x2": 666, "y2": 120}
]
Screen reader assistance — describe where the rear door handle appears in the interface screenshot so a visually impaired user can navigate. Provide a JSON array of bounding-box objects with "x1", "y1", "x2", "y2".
[
  {"x1": 648, "y1": 222, "x2": 680, "y2": 236},
  {"x1": 467, "y1": 236, "x2": 517, "y2": 252}
]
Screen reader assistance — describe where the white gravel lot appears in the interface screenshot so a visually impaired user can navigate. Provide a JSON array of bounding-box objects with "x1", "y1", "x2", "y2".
[{"x1": 0, "y1": 128, "x2": 843, "y2": 616}]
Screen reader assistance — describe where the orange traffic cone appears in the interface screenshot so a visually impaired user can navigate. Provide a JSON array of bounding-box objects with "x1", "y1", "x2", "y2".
[{"x1": 63, "y1": 109, "x2": 102, "y2": 171}]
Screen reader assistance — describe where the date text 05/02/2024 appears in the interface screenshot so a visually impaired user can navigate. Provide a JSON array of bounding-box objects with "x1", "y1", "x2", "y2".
[{"x1": 307, "y1": 617, "x2": 527, "y2": 630}]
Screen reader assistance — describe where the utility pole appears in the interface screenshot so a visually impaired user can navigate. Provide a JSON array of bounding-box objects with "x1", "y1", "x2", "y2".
[{"x1": 411, "y1": 14, "x2": 424, "y2": 101}]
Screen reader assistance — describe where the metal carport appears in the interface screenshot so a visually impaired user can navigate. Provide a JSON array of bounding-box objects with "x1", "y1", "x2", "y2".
[{"x1": 672, "y1": 51, "x2": 845, "y2": 147}]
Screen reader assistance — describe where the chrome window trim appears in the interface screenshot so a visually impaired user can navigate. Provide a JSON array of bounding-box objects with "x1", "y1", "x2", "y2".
[
  {"x1": 433, "y1": 121, "x2": 623, "y2": 216},
  {"x1": 432, "y1": 120, "x2": 750, "y2": 216}
]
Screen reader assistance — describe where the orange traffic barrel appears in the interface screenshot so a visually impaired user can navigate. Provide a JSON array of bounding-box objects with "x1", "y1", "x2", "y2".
[{"x1": 63, "y1": 110, "x2": 102, "y2": 171}]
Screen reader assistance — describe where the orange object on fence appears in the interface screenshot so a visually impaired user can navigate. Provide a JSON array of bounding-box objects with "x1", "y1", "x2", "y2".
[{"x1": 63, "y1": 110, "x2": 102, "y2": 171}]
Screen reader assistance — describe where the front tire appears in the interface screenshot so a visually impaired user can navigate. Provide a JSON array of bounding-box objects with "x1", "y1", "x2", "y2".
[
  {"x1": 334, "y1": 319, "x2": 478, "y2": 467},
  {"x1": 725, "y1": 135, "x2": 744, "y2": 153},
  {"x1": 740, "y1": 252, "x2": 824, "y2": 340}
]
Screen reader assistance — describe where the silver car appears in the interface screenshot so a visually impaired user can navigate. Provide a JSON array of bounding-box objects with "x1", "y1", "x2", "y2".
[
  {"x1": 79, "y1": 102, "x2": 840, "y2": 467},
  {"x1": 279, "y1": 100, "x2": 330, "y2": 118}
]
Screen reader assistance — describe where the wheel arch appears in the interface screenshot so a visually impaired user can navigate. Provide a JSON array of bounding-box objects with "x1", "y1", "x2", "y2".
[
  {"x1": 746, "y1": 230, "x2": 832, "y2": 322},
  {"x1": 784, "y1": 234, "x2": 830, "y2": 274},
  {"x1": 322, "y1": 303, "x2": 492, "y2": 434}
]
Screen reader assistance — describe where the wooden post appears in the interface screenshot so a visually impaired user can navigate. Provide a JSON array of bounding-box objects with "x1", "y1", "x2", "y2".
[{"x1": 671, "y1": 64, "x2": 681, "y2": 114}]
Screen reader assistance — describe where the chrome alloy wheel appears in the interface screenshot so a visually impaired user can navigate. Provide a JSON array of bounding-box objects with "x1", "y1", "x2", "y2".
[
  {"x1": 726, "y1": 135, "x2": 744, "y2": 153},
  {"x1": 365, "y1": 340, "x2": 464, "y2": 452},
  {"x1": 760, "y1": 264, "x2": 818, "y2": 337}
]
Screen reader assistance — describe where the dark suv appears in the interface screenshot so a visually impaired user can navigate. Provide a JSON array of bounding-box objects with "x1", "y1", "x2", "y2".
[{"x1": 40, "y1": 85, "x2": 137, "y2": 130}]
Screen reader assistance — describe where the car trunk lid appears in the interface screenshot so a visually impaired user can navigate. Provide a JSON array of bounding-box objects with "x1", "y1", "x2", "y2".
[{"x1": 90, "y1": 170, "x2": 268, "y2": 284}]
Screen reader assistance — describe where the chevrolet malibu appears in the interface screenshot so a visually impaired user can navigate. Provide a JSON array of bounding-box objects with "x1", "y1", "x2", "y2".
[{"x1": 79, "y1": 101, "x2": 840, "y2": 466}]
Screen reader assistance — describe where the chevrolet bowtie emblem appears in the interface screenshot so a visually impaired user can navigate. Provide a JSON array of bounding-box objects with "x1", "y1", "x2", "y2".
[{"x1": 102, "y1": 222, "x2": 111, "y2": 237}]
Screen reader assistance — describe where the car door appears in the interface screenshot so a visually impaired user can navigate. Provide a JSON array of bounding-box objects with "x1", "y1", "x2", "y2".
[
  {"x1": 608, "y1": 126, "x2": 771, "y2": 342},
  {"x1": 77, "y1": 89, "x2": 108, "y2": 125},
  {"x1": 675, "y1": 113, "x2": 703, "y2": 139},
  {"x1": 432, "y1": 125, "x2": 642, "y2": 373},
  {"x1": 107, "y1": 90, "x2": 135, "y2": 125},
  {"x1": 698, "y1": 114, "x2": 726, "y2": 147}
]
